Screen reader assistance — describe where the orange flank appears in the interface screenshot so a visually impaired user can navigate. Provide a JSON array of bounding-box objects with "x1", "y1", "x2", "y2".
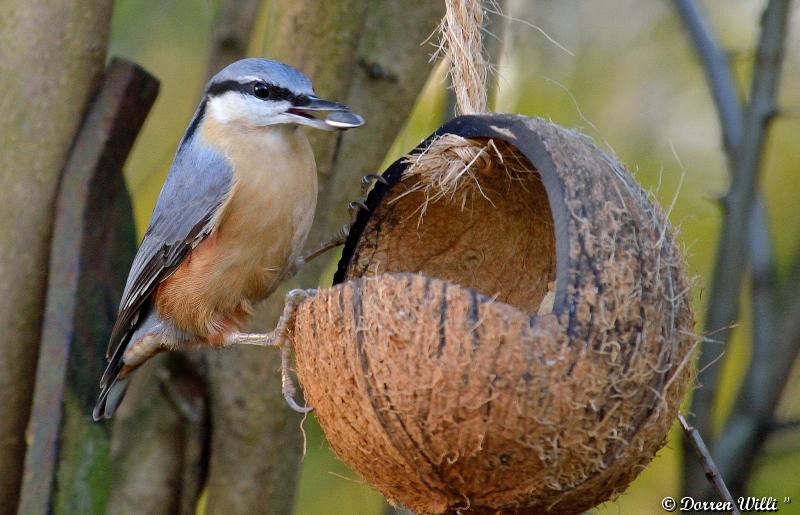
[{"x1": 154, "y1": 232, "x2": 253, "y2": 343}]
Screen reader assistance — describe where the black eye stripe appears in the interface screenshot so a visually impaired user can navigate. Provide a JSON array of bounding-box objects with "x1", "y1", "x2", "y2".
[
  {"x1": 207, "y1": 80, "x2": 310, "y2": 105},
  {"x1": 207, "y1": 80, "x2": 249, "y2": 97}
]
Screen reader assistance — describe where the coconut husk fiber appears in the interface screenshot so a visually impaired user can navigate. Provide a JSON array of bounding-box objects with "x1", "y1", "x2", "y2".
[{"x1": 291, "y1": 114, "x2": 695, "y2": 514}]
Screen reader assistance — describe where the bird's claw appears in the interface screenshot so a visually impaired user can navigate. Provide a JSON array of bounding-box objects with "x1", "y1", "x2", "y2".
[
  {"x1": 349, "y1": 174, "x2": 385, "y2": 221},
  {"x1": 360, "y1": 173, "x2": 388, "y2": 195},
  {"x1": 287, "y1": 288, "x2": 314, "y2": 305},
  {"x1": 361, "y1": 173, "x2": 388, "y2": 186},
  {"x1": 284, "y1": 391, "x2": 314, "y2": 414},
  {"x1": 348, "y1": 199, "x2": 369, "y2": 216}
]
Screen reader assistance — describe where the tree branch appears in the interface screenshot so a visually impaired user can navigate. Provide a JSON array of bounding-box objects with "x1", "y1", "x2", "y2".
[
  {"x1": 672, "y1": 0, "x2": 743, "y2": 152},
  {"x1": 672, "y1": 0, "x2": 793, "y2": 499},
  {"x1": 107, "y1": 3, "x2": 263, "y2": 513},
  {"x1": 770, "y1": 418, "x2": 800, "y2": 434},
  {"x1": 672, "y1": 0, "x2": 757, "y2": 486},
  {"x1": 17, "y1": 58, "x2": 156, "y2": 515},
  {"x1": 707, "y1": 0, "x2": 793, "y2": 495},
  {"x1": 106, "y1": 357, "x2": 207, "y2": 515},
  {"x1": 203, "y1": 3, "x2": 445, "y2": 512},
  {"x1": 716, "y1": 255, "x2": 800, "y2": 494},
  {"x1": 672, "y1": 0, "x2": 754, "y2": 448},
  {"x1": 314, "y1": 0, "x2": 447, "y2": 245},
  {"x1": 199, "y1": 2, "x2": 312, "y2": 513},
  {"x1": 679, "y1": 415, "x2": 741, "y2": 515}
]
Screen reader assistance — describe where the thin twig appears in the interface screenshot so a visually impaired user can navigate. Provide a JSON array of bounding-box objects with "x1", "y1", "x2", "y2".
[
  {"x1": 770, "y1": 418, "x2": 800, "y2": 434},
  {"x1": 679, "y1": 415, "x2": 741, "y2": 515}
]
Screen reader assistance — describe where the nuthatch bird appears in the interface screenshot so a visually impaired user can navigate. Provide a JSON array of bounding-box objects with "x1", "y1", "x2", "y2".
[{"x1": 93, "y1": 58, "x2": 363, "y2": 420}]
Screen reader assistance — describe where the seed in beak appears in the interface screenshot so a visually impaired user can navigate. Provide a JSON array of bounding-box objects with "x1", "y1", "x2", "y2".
[{"x1": 324, "y1": 111, "x2": 364, "y2": 129}]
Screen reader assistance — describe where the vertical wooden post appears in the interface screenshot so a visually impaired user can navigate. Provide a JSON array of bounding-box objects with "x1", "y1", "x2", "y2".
[
  {"x1": 0, "y1": 2, "x2": 113, "y2": 510},
  {"x1": 17, "y1": 58, "x2": 158, "y2": 515}
]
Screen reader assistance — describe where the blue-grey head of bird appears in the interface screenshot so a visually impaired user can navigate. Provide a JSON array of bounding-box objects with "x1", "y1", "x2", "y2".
[{"x1": 200, "y1": 58, "x2": 364, "y2": 132}]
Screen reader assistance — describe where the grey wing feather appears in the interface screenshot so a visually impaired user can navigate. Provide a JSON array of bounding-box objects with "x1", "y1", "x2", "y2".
[{"x1": 103, "y1": 138, "x2": 234, "y2": 366}]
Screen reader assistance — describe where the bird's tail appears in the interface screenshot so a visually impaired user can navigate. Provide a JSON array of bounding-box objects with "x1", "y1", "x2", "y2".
[
  {"x1": 94, "y1": 309, "x2": 163, "y2": 421},
  {"x1": 93, "y1": 375, "x2": 131, "y2": 421},
  {"x1": 94, "y1": 326, "x2": 129, "y2": 421}
]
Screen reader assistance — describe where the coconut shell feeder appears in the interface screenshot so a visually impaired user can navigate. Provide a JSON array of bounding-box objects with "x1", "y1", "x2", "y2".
[
  {"x1": 290, "y1": 112, "x2": 694, "y2": 514},
  {"x1": 288, "y1": 2, "x2": 693, "y2": 512}
]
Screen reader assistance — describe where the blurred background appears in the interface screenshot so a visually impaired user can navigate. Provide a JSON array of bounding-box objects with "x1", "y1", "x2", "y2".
[{"x1": 1, "y1": 0, "x2": 798, "y2": 513}]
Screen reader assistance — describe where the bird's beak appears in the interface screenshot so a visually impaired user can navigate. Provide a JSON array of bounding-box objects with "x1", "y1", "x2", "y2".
[
  {"x1": 288, "y1": 95, "x2": 364, "y2": 131},
  {"x1": 299, "y1": 96, "x2": 351, "y2": 112}
]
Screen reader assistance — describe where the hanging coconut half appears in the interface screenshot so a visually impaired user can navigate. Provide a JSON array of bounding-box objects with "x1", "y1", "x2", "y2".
[{"x1": 290, "y1": 114, "x2": 695, "y2": 514}]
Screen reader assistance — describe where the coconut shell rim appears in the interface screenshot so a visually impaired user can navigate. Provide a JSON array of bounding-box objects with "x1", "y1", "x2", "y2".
[{"x1": 334, "y1": 113, "x2": 571, "y2": 314}]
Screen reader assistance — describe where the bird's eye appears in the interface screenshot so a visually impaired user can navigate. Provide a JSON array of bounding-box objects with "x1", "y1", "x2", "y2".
[{"x1": 253, "y1": 83, "x2": 271, "y2": 99}]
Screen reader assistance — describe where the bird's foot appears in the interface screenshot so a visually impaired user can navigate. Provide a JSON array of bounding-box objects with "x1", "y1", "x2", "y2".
[
  {"x1": 278, "y1": 288, "x2": 316, "y2": 413},
  {"x1": 281, "y1": 342, "x2": 311, "y2": 413},
  {"x1": 285, "y1": 175, "x2": 387, "y2": 278},
  {"x1": 224, "y1": 288, "x2": 316, "y2": 413},
  {"x1": 346, "y1": 173, "x2": 386, "y2": 222}
]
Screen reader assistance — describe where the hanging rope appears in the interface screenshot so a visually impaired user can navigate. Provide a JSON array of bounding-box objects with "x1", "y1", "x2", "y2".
[{"x1": 439, "y1": 0, "x2": 488, "y2": 115}]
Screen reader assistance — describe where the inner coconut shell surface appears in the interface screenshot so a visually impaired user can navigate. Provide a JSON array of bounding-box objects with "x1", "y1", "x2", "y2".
[
  {"x1": 341, "y1": 133, "x2": 556, "y2": 315},
  {"x1": 294, "y1": 115, "x2": 694, "y2": 514}
]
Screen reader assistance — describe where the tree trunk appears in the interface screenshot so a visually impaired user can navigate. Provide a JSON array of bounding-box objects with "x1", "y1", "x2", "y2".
[
  {"x1": 207, "y1": 0, "x2": 262, "y2": 75},
  {"x1": 203, "y1": 2, "x2": 370, "y2": 513},
  {"x1": 15, "y1": 58, "x2": 157, "y2": 515},
  {"x1": 203, "y1": 1, "x2": 445, "y2": 513},
  {"x1": 315, "y1": 0, "x2": 447, "y2": 239},
  {"x1": 104, "y1": 2, "x2": 263, "y2": 512},
  {"x1": 0, "y1": 1, "x2": 112, "y2": 511},
  {"x1": 106, "y1": 356, "x2": 208, "y2": 515}
]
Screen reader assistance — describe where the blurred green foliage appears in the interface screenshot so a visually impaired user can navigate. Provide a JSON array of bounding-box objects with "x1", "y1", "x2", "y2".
[{"x1": 108, "y1": 0, "x2": 800, "y2": 513}]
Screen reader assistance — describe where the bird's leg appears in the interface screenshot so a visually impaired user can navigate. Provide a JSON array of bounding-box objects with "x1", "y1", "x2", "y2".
[
  {"x1": 286, "y1": 174, "x2": 388, "y2": 277},
  {"x1": 299, "y1": 223, "x2": 350, "y2": 265},
  {"x1": 224, "y1": 288, "x2": 316, "y2": 413},
  {"x1": 283, "y1": 222, "x2": 351, "y2": 279}
]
